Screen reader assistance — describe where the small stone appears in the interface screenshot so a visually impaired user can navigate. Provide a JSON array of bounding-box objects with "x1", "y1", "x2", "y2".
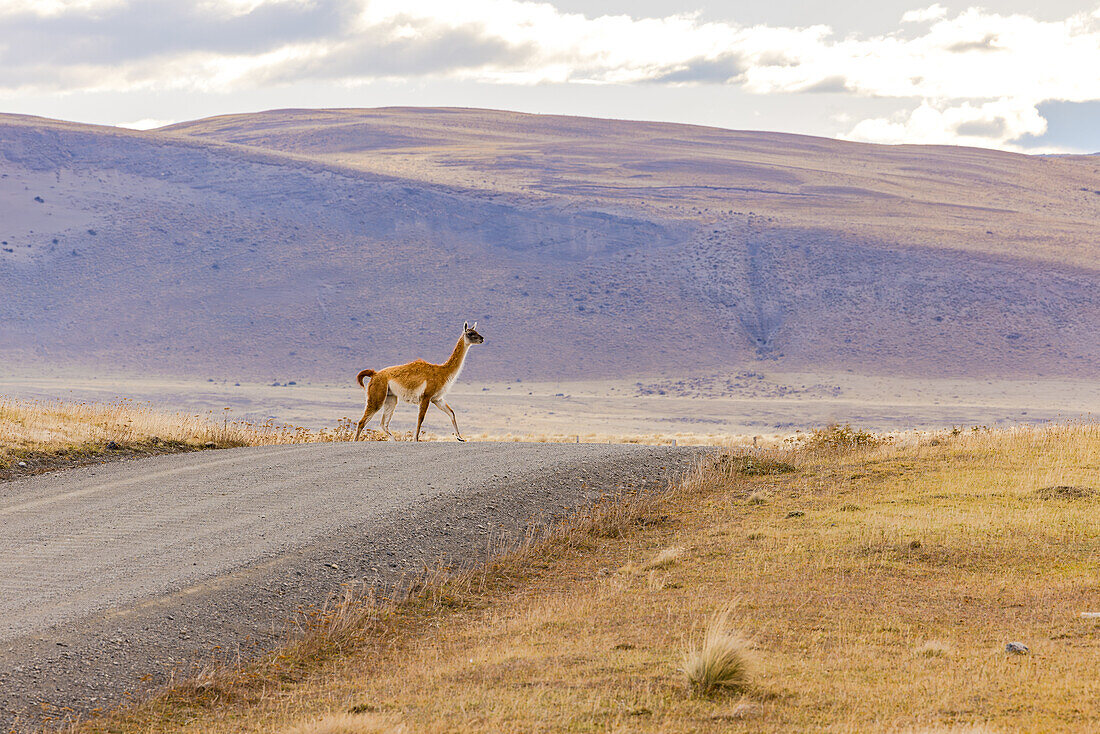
[
  {"x1": 1005, "y1": 642, "x2": 1029, "y2": 655},
  {"x1": 17, "y1": 461, "x2": 27, "y2": 467},
  {"x1": 203, "y1": 441, "x2": 216, "y2": 449}
]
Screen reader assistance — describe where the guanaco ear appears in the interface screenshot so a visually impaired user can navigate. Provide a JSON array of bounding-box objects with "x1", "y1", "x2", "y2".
[
  {"x1": 464, "y1": 321, "x2": 469, "y2": 330},
  {"x1": 472, "y1": 321, "x2": 477, "y2": 330}
]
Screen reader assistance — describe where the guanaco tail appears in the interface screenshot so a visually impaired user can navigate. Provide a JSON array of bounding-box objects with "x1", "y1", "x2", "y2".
[{"x1": 354, "y1": 322, "x2": 485, "y2": 442}]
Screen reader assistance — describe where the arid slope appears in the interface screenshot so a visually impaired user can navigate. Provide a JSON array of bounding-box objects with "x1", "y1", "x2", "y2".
[{"x1": 2, "y1": 108, "x2": 1099, "y2": 382}]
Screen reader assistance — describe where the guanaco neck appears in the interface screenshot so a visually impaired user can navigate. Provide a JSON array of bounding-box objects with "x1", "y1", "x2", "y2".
[{"x1": 442, "y1": 336, "x2": 470, "y2": 374}]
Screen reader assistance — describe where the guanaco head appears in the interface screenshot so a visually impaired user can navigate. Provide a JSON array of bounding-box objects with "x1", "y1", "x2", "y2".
[{"x1": 463, "y1": 321, "x2": 484, "y2": 344}]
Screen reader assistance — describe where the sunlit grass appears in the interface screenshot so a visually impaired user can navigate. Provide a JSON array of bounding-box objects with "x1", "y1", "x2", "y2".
[{"x1": 0, "y1": 396, "x2": 381, "y2": 475}]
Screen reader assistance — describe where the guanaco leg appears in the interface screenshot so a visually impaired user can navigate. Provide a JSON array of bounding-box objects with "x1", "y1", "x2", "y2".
[
  {"x1": 414, "y1": 397, "x2": 431, "y2": 442},
  {"x1": 379, "y1": 393, "x2": 397, "y2": 439},
  {"x1": 432, "y1": 399, "x2": 465, "y2": 442},
  {"x1": 355, "y1": 395, "x2": 383, "y2": 440},
  {"x1": 355, "y1": 377, "x2": 389, "y2": 441}
]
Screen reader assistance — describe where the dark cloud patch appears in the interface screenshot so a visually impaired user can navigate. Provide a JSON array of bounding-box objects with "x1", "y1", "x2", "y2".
[
  {"x1": 948, "y1": 33, "x2": 1000, "y2": 52},
  {"x1": 0, "y1": 0, "x2": 359, "y2": 68},
  {"x1": 756, "y1": 51, "x2": 799, "y2": 68},
  {"x1": 799, "y1": 75, "x2": 852, "y2": 93},
  {"x1": 255, "y1": 20, "x2": 534, "y2": 83},
  {"x1": 650, "y1": 54, "x2": 744, "y2": 84},
  {"x1": 956, "y1": 117, "x2": 1006, "y2": 137}
]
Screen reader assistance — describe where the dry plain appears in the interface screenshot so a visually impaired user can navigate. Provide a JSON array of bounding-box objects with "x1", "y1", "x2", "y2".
[{"x1": 2, "y1": 369, "x2": 1097, "y2": 446}]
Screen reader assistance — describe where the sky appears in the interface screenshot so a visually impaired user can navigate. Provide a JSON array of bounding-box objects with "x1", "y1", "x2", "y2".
[{"x1": 1, "y1": 0, "x2": 1099, "y2": 152}]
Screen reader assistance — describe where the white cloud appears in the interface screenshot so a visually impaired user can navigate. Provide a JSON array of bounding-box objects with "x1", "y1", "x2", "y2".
[
  {"x1": 116, "y1": 118, "x2": 176, "y2": 129},
  {"x1": 901, "y1": 4, "x2": 947, "y2": 24},
  {"x1": 846, "y1": 99, "x2": 1049, "y2": 150},
  {"x1": 2, "y1": 1, "x2": 1100, "y2": 150}
]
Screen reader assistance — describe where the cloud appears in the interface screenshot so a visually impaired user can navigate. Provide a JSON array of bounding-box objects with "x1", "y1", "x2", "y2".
[
  {"x1": 1, "y1": 1, "x2": 1100, "y2": 150},
  {"x1": 798, "y1": 75, "x2": 852, "y2": 94},
  {"x1": 901, "y1": 4, "x2": 947, "y2": 24},
  {"x1": 846, "y1": 99, "x2": 1047, "y2": 149},
  {"x1": 650, "y1": 54, "x2": 744, "y2": 84},
  {"x1": 947, "y1": 33, "x2": 1000, "y2": 53},
  {"x1": 117, "y1": 118, "x2": 175, "y2": 129},
  {"x1": 955, "y1": 117, "x2": 1006, "y2": 137}
]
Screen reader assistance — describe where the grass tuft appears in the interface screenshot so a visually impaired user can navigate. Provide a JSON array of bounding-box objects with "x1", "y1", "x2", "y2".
[
  {"x1": 620, "y1": 545, "x2": 685, "y2": 574},
  {"x1": 915, "y1": 640, "x2": 952, "y2": 658},
  {"x1": 282, "y1": 711, "x2": 405, "y2": 734},
  {"x1": 681, "y1": 609, "x2": 756, "y2": 697}
]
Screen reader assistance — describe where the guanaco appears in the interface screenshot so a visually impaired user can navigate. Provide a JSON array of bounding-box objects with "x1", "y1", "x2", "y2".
[{"x1": 354, "y1": 322, "x2": 484, "y2": 442}]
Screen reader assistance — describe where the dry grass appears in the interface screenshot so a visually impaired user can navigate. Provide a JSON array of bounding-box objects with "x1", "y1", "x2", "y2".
[
  {"x1": 680, "y1": 609, "x2": 757, "y2": 696},
  {"x1": 72, "y1": 422, "x2": 1100, "y2": 733},
  {"x1": 0, "y1": 396, "x2": 384, "y2": 478},
  {"x1": 620, "y1": 545, "x2": 685, "y2": 575},
  {"x1": 282, "y1": 711, "x2": 405, "y2": 734}
]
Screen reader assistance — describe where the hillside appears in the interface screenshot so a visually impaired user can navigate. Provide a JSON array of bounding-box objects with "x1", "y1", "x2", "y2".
[{"x1": 2, "y1": 108, "x2": 1099, "y2": 383}]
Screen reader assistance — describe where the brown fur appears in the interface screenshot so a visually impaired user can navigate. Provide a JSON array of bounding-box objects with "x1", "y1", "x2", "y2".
[{"x1": 354, "y1": 323, "x2": 484, "y2": 442}]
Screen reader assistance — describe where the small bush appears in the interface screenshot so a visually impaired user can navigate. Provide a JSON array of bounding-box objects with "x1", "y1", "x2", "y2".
[
  {"x1": 800, "y1": 423, "x2": 885, "y2": 451},
  {"x1": 681, "y1": 609, "x2": 756, "y2": 696},
  {"x1": 711, "y1": 454, "x2": 797, "y2": 476}
]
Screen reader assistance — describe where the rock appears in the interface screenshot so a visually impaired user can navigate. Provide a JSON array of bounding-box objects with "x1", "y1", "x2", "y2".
[
  {"x1": 17, "y1": 461, "x2": 27, "y2": 467},
  {"x1": 1005, "y1": 642, "x2": 1029, "y2": 655},
  {"x1": 203, "y1": 441, "x2": 216, "y2": 449}
]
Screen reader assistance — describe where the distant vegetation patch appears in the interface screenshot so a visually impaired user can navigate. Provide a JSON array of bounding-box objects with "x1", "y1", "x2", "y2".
[
  {"x1": 1035, "y1": 485, "x2": 1096, "y2": 500},
  {"x1": 798, "y1": 423, "x2": 887, "y2": 451},
  {"x1": 711, "y1": 453, "x2": 798, "y2": 476}
]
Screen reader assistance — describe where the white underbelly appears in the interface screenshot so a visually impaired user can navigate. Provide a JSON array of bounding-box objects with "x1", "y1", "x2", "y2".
[{"x1": 389, "y1": 380, "x2": 427, "y2": 403}]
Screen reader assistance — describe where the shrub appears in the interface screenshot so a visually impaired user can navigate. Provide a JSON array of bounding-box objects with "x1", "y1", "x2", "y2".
[
  {"x1": 800, "y1": 423, "x2": 885, "y2": 451},
  {"x1": 681, "y1": 609, "x2": 756, "y2": 696},
  {"x1": 711, "y1": 454, "x2": 797, "y2": 476}
]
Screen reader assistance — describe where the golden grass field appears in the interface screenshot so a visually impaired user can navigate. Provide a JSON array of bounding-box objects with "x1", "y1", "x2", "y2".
[
  {"x1": 0, "y1": 397, "x2": 382, "y2": 479},
  {"x1": 64, "y1": 421, "x2": 1100, "y2": 733}
]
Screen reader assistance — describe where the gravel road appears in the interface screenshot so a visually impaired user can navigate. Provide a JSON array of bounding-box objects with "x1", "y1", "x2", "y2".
[{"x1": 0, "y1": 442, "x2": 702, "y2": 730}]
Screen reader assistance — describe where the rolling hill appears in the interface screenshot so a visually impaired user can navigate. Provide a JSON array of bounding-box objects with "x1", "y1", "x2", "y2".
[{"x1": 1, "y1": 107, "x2": 1099, "y2": 383}]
